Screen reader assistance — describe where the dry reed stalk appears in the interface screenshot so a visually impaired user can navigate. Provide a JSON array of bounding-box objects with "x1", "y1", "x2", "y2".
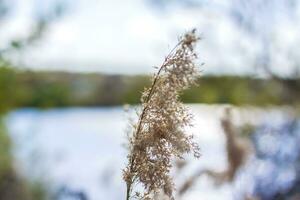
[{"x1": 123, "y1": 29, "x2": 201, "y2": 200}]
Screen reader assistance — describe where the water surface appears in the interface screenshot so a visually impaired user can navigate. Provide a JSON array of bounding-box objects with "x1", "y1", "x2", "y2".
[{"x1": 6, "y1": 105, "x2": 285, "y2": 200}]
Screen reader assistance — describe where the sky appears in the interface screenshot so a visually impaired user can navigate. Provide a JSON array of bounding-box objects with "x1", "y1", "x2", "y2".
[{"x1": 0, "y1": 0, "x2": 300, "y2": 75}]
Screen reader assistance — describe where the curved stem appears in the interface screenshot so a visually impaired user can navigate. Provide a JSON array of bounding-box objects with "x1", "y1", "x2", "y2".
[{"x1": 125, "y1": 41, "x2": 182, "y2": 200}]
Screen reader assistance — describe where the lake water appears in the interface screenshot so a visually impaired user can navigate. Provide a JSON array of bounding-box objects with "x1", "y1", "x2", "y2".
[{"x1": 5, "y1": 105, "x2": 288, "y2": 200}]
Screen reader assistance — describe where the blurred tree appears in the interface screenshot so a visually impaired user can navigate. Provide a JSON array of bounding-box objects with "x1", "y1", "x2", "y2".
[
  {"x1": 0, "y1": 0, "x2": 69, "y2": 57},
  {"x1": 95, "y1": 75, "x2": 125, "y2": 105},
  {"x1": 230, "y1": 0, "x2": 300, "y2": 100},
  {"x1": 0, "y1": 0, "x2": 69, "y2": 110},
  {"x1": 121, "y1": 75, "x2": 150, "y2": 104},
  {"x1": 148, "y1": 0, "x2": 300, "y2": 103},
  {"x1": 0, "y1": 62, "x2": 17, "y2": 113},
  {"x1": 0, "y1": 1, "x2": 68, "y2": 199}
]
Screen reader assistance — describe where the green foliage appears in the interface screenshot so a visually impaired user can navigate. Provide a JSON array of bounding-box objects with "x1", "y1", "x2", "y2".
[
  {"x1": 0, "y1": 73, "x2": 48, "y2": 199},
  {"x1": 0, "y1": 117, "x2": 48, "y2": 200},
  {"x1": 0, "y1": 63, "x2": 17, "y2": 113},
  {"x1": 0, "y1": 67, "x2": 299, "y2": 108},
  {"x1": 121, "y1": 75, "x2": 150, "y2": 104},
  {"x1": 181, "y1": 76, "x2": 289, "y2": 106},
  {"x1": 0, "y1": 117, "x2": 12, "y2": 178}
]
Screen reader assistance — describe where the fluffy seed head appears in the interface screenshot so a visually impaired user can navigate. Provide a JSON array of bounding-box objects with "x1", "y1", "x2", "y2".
[{"x1": 123, "y1": 30, "x2": 201, "y2": 199}]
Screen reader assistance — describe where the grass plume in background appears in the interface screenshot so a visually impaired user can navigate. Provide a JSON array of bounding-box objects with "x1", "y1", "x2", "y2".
[
  {"x1": 123, "y1": 30, "x2": 201, "y2": 200},
  {"x1": 178, "y1": 107, "x2": 249, "y2": 197}
]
